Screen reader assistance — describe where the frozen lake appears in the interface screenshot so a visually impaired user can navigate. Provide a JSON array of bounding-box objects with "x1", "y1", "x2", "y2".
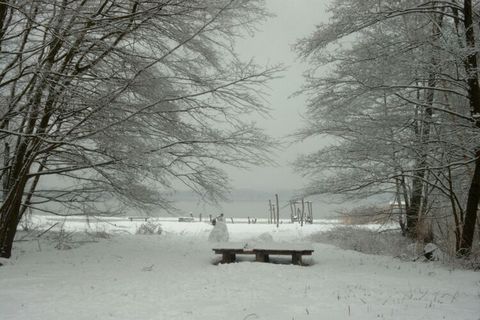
[{"x1": 171, "y1": 199, "x2": 347, "y2": 220}]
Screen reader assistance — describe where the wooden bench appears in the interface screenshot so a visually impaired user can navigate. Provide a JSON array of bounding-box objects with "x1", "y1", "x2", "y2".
[{"x1": 212, "y1": 243, "x2": 314, "y2": 265}]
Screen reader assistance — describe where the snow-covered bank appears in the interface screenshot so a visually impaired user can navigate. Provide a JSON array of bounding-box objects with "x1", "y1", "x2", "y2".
[
  {"x1": 1, "y1": 219, "x2": 479, "y2": 320},
  {"x1": 25, "y1": 214, "x2": 389, "y2": 238},
  {"x1": 1, "y1": 236, "x2": 479, "y2": 320}
]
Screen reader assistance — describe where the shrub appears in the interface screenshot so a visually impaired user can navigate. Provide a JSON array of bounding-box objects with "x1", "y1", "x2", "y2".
[
  {"x1": 136, "y1": 222, "x2": 163, "y2": 235},
  {"x1": 86, "y1": 229, "x2": 111, "y2": 239},
  {"x1": 309, "y1": 226, "x2": 415, "y2": 259},
  {"x1": 52, "y1": 227, "x2": 74, "y2": 250},
  {"x1": 339, "y1": 205, "x2": 394, "y2": 225}
]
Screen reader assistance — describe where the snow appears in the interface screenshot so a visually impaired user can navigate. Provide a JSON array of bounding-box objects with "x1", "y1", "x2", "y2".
[
  {"x1": 208, "y1": 221, "x2": 229, "y2": 242},
  {"x1": 1, "y1": 216, "x2": 479, "y2": 320},
  {"x1": 211, "y1": 242, "x2": 313, "y2": 251}
]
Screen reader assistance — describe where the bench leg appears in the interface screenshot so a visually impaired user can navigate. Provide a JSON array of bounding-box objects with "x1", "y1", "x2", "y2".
[
  {"x1": 222, "y1": 252, "x2": 236, "y2": 263},
  {"x1": 292, "y1": 253, "x2": 302, "y2": 265},
  {"x1": 255, "y1": 252, "x2": 269, "y2": 263}
]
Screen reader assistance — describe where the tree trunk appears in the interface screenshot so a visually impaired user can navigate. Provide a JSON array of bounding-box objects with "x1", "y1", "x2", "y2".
[
  {"x1": 446, "y1": 166, "x2": 463, "y2": 251},
  {"x1": 406, "y1": 175, "x2": 423, "y2": 238},
  {"x1": 459, "y1": 0, "x2": 480, "y2": 256},
  {"x1": 407, "y1": 86, "x2": 435, "y2": 238},
  {"x1": 459, "y1": 151, "x2": 480, "y2": 255},
  {"x1": 2, "y1": 140, "x2": 9, "y2": 200},
  {"x1": 0, "y1": 135, "x2": 34, "y2": 258},
  {"x1": 0, "y1": 0, "x2": 9, "y2": 47},
  {"x1": 395, "y1": 179, "x2": 406, "y2": 235},
  {"x1": 0, "y1": 172, "x2": 29, "y2": 258}
]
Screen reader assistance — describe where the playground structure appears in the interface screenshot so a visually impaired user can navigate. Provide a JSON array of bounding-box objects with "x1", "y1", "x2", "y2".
[
  {"x1": 146, "y1": 194, "x2": 316, "y2": 226},
  {"x1": 289, "y1": 199, "x2": 313, "y2": 225},
  {"x1": 267, "y1": 195, "x2": 313, "y2": 226}
]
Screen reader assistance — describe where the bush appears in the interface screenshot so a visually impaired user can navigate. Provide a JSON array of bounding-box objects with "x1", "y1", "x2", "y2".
[
  {"x1": 339, "y1": 205, "x2": 393, "y2": 225},
  {"x1": 50, "y1": 224, "x2": 75, "y2": 250},
  {"x1": 136, "y1": 222, "x2": 163, "y2": 235},
  {"x1": 309, "y1": 226, "x2": 415, "y2": 259},
  {"x1": 86, "y1": 229, "x2": 111, "y2": 239}
]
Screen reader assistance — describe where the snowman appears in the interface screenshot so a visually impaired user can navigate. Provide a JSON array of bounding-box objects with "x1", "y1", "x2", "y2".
[{"x1": 208, "y1": 214, "x2": 229, "y2": 242}]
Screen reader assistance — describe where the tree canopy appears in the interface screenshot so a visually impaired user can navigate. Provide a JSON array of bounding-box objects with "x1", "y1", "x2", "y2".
[
  {"x1": 0, "y1": 0, "x2": 280, "y2": 258},
  {"x1": 295, "y1": 0, "x2": 480, "y2": 255}
]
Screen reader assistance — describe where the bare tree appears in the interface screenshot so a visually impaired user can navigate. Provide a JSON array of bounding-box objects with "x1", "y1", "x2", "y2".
[
  {"x1": 295, "y1": 0, "x2": 479, "y2": 255},
  {"x1": 457, "y1": 0, "x2": 480, "y2": 255},
  {"x1": 0, "y1": 0, "x2": 280, "y2": 258}
]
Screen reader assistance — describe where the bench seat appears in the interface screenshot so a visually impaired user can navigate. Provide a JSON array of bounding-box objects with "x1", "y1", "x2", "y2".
[{"x1": 212, "y1": 242, "x2": 314, "y2": 265}]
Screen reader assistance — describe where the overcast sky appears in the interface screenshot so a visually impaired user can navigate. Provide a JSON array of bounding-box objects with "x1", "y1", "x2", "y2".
[{"x1": 227, "y1": 0, "x2": 331, "y2": 192}]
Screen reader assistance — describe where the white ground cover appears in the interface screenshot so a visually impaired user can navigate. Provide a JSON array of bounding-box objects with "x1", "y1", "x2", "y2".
[{"x1": 1, "y1": 217, "x2": 479, "y2": 320}]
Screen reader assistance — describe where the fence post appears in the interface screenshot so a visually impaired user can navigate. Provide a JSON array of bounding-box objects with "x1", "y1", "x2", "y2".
[
  {"x1": 269, "y1": 200, "x2": 273, "y2": 224},
  {"x1": 275, "y1": 194, "x2": 280, "y2": 228},
  {"x1": 301, "y1": 198, "x2": 305, "y2": 227}
]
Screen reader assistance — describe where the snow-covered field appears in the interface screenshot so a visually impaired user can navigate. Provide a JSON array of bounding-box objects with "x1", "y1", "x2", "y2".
[{"x1": 1, "y1": 216, "x2": 479, "y2": 320}]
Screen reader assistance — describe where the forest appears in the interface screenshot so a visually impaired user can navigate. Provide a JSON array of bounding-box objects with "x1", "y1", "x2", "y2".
[{"x1": 295, "y1": 0, "x2": 480, "y2": 258}]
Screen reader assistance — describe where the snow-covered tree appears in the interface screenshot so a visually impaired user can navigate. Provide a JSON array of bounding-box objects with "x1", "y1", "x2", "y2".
[
  {"x1": 0, "y1": 0, "x2": 279, "y2": 258},
  {"x1": 295, "y1": 0, "x2": 479, "y2": 255}
]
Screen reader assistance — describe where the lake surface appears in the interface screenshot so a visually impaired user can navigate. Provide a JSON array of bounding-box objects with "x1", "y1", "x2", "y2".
[
  {"x1": 31, "y1": 192, "x2": 383, "y2": 221},
  {"x1": 171, "y1": 199, "x2": 343, "y2": 220}
]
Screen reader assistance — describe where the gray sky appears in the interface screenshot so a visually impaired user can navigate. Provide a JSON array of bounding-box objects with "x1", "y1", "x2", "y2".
[{"x1": 227, "y1": 0, "x2": 331, "y2": 191}]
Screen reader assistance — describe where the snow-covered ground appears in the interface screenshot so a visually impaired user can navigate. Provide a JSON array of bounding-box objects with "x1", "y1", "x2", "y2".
[{"x1": 1, "y1": 216, "x2": 479, "y2": 320}]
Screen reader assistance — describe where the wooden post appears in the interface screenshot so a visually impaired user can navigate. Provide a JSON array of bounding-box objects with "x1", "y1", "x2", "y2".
[
  {"x1": 272, "y1": 204, "x2": 277, "y2": 224},
  {"x1": 199, "y1": 213, "x2": 202, "y2": 222},
  {"x1": 309, "y1": 202, "x2": 313, "y2": 223},
  {"x1": 269, "y1": 200, "x2": 273, "y2": 224},
  {"x1": 230, "y1": 217, "x2": 234, "y2": 224},
  {"x1": 222, "y1": 252, "x2": 236, "y2": 263},
  {"x1": 290, "y1": 201, "x2": 294, "y2": 223},
  {"x1": 209, "y1": 214, "x2": 212, "y2": 222},
  {"x1": 272, "y1": 204, "x2": 276, "y2": 225},
  {"x1": 275, "y1": 194, "x2": 280, "y2": 228},
  {"x1": 292, "y1": 252, "x2": 302, "y2": 265},
  {"x1": 273, "y1": 204, "x2": 276, "y2": 224},
  {"x1": 301, "y1": 198, "x2": 305, "y2": 227},
  {"x1": 255, "y1": 252, "x2": 270, "y2": 262}
]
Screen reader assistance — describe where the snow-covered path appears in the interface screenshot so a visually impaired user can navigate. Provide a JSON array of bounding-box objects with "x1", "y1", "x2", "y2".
[{"x1": 1, "y1": 228, "x2": 479, "y2": 320}]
